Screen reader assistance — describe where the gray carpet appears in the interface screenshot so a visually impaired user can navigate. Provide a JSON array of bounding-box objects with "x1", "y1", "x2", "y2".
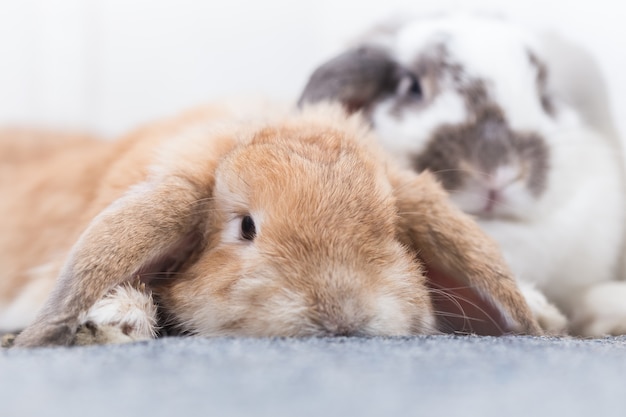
[{"x1": 2, "y1": 335, "x2": 625, "y2": 417}]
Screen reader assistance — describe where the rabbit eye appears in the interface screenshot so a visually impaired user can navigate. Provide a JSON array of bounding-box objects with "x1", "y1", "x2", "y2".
[
  {"x1": 241, "y1": 215, "x2": 256, "y2": 241},
  {"x1": 408, "y1": 75, "x2": 422, "y2": 97},
  {"x1": 397, "y1": 73, "x2": 422, "y2": 99}
]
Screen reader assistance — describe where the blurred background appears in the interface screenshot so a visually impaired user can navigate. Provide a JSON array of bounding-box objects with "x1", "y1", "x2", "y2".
[{"x1": 0, "y1": 0, "x2": 624, "y2": 138}]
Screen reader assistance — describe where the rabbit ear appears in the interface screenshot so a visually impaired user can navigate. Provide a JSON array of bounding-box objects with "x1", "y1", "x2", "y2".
[
  {"x1": 538, "y1": 31, "x2": 619, "y2": 140},
  {"x1": 391, "y1": 169, "x2": 542, "y2": 335},
  {"x1": 13, "y1": 177, "x2": 208, "y2": 347},
  {"x1": 298, "y1": 47, "x2": 398, "y2": 112}
]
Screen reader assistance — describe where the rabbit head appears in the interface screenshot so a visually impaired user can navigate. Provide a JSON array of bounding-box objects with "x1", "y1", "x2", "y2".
[{"x1": 299, "y1": 14, "x2": 574, "y2": 221}]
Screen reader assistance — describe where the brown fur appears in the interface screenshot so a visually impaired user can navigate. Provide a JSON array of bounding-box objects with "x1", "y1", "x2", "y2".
[
  {"x1": 391, "y1": 170, "x2": 540, "y2": 333},
  {"x1": 0, "y1": 128, "x2": 98, "y2": 164},
  {"x1": 1, "y1": 104, "x2": 540, "y2": 347}
]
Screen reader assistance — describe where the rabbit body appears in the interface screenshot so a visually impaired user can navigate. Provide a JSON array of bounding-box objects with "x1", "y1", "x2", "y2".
[{"x1": 2, "y1": 103, "x2": 540, "y2": 347}]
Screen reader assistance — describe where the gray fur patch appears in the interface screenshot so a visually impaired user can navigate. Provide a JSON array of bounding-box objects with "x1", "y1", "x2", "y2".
[
  {"x1": 298, "y1": 47, "x2": 399, "y2": 113},
  {"x1": 414, "y1": 105, "x2": 550, "y2": 198},
  {"x1": 528, "y1": 51, "x2": 556, "y2": 117}
]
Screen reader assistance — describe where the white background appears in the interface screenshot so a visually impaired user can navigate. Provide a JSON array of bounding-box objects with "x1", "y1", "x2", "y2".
[{"x1": 0, "y1": 0, "x2": 624, "y2": 138}]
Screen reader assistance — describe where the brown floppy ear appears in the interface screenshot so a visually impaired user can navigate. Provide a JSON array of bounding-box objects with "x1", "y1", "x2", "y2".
[
  {"x1": 298, "y1": 47, "x2": 399, "y2": 113},
  {"x1": 391, "y1": 170, "x2": 542, "y2": 335},
  {"x1": 13, "y1": 177, "x2": 209, "y2": 347}
]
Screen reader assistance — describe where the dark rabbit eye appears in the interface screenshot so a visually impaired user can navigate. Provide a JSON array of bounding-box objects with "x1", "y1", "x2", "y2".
[
  {"x1": 241, "y1": 215, "x2": 256, "y2": 241},
  {"x1": 397, "y1": 73, "x2": 422, "y2": 100},
  {"x1": 408, "y1": 75, "x2": 422, "y2": 97}
]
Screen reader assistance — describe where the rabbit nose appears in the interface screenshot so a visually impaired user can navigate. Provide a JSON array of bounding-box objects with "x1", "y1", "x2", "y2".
[
  {"x1": 319, "y1": 320, "x2": 363, "y2": 337},
  {"x1": 316, "y1": 308, "x2": 372, "y2": 336},
  {"x1": 311, "y1": 304, "x2": 368, "y2": 337}
]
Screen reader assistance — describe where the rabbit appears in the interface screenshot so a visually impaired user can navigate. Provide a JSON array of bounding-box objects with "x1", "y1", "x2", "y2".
[
  {"x1": 0, "y1": 128, "x2": 98, "y2": 163},
  {"x1": 299, "y1": 14, "x2": 626, "y2": 336},
  {"x1": 0, "y1": 102, "x2": 541, "y2": 348}
]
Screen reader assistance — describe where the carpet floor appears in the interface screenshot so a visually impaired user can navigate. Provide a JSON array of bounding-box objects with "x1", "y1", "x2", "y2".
[{"x1": 2, "y1": 335, "x2": 625, "y2": 417}]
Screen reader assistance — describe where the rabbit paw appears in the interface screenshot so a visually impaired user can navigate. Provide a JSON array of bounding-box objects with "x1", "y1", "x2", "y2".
[
  {"x1": 1, "y1": 333, "x2": 17, "y2": 348},
  {"x1": 572, "y1": 282, "x2": 626, "y2": 337},
  {"x1": 75, "y1": 281, "x2": 158, "y2": 346},
  {"x1": 519, "y1": 282, "x2": 568, "y2": 335}
]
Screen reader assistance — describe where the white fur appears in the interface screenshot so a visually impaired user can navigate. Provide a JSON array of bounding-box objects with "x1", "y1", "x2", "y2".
[
  {"x1": 372, "y1": 90, "x2": 467, "y2": 170},
  {"x1": 367, "y1": 293, "x2": 416, "y2": 335},
  {"x1": 573, "y1": 281, "x2": 626, "y2": 336},
  {"x1": 393, "y1": 15, "x2": 558, "y2": 133},
  {"x1": 367, "y1": 263, "x2": 437, "y2": 335},
  {"x1": 78, "y1": 283, "x2": 158, "y2": 344},
  {"x1": 517, "y1": 281, "x2": 567, "y2": 334},
  {"x1": 363, "y1": 14, "x2": 626, "y2": 336},
  {"x1": 485, "y1": 129, "x2": 625, "y2": 333}
]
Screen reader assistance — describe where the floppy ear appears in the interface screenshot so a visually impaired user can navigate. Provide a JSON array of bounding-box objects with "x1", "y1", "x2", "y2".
[
  {"x1": 12, "y1": 177, "x2": 209, "y2": 347},
  {"x1": 391, "y1": 170, "x2": 542, "y2": 335},
  {"x1": 298, "y1": 47, "x2": 398, "y2": 112}
]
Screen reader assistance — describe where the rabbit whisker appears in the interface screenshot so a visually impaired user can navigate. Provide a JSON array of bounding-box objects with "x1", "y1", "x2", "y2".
[{"x1": 428, "y1": 286, "x2": 505, "y2": 334}]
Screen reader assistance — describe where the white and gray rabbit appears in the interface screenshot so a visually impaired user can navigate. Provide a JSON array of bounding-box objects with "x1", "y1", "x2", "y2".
[{"x1": 299, "y1": 14, "x2": 626, "y2": 336}]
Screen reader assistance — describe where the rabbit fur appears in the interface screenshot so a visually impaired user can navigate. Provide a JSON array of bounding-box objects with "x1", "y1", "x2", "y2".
[
  {"x1": 299, "y1": 14, "x2": 626, "y2": 336},
  {"x1": 0, "y1": 103, "x2": 541, "y2": 347}
]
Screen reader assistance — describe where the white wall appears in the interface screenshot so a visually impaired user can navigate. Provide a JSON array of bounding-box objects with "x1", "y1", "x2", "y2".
[{"x1": 0, "y1": 0, "x2": 625, "y2": 138}]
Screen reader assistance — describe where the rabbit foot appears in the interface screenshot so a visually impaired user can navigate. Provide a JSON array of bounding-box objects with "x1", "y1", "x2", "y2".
[
  {"x1": 519, "y1": 282, "x2": 568, "y2": 335},
  {"x1": 1, "y1": 333, "x2": 17, "y2": 348},
  {"x1": 572, "y1": 282, "x2": 626, "y2": 337},
  {"x1": 75, "y1": 281, "x2": 158, "y2": 346}
]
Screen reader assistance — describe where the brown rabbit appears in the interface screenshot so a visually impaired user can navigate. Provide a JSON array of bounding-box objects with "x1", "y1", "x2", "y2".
[{"x1": 0, "y1": 103, "x2": 541, "y2": 347}]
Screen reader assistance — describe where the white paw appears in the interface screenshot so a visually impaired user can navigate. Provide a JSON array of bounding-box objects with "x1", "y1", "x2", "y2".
[
  {"x1": 571, "y1": 282, "x2": 626, "y2": 337},
  {"x1": 519, "y1": 281, "x2": 568, "y2": 335},
  {"x1": 75, "y1": 282, "x2": 158, "y2": 345}
]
